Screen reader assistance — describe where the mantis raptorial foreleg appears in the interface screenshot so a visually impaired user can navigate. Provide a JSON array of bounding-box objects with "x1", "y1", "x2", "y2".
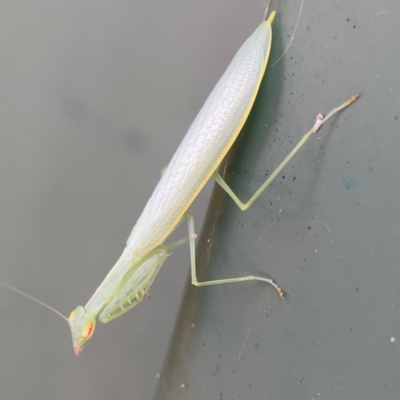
[
  {"x1": 185, "y1": 211, "x2": 285, "y2": 299},
  {"x1": 213, "y1": 95, "x2": 359, "y2": 211}
]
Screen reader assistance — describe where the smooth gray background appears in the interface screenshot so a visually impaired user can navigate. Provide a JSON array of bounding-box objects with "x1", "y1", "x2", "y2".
[{"x1": 0, "y1": 1, "x2": 398, "y2": 400}]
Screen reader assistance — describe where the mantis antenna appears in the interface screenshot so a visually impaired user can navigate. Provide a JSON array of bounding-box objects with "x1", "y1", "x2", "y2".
[{"x1": 0, "y1": 280, "x2": 69, "y2": 323}]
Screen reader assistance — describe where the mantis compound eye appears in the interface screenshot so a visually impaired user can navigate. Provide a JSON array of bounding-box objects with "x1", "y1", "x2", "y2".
[
  {"x1": 82, "y1": 322, "x2": 94, "y2": 340},
  {"x1": 68, "y1": 310, "x2": 76, "y2": 326}
]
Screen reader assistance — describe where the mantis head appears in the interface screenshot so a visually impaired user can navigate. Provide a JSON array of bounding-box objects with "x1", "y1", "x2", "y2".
[{"x1": 69, "y1": 305, "x2": 96, "y2": 355}]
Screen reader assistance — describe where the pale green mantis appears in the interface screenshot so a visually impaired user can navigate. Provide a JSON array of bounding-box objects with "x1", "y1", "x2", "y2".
[{"x1": 1, "y1": 10, "x2": 359, "y2": 354}]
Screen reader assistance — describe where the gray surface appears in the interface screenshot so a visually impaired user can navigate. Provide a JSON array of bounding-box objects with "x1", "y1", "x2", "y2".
[
  {"x1": 0, "y1": 1, "x2": 398, "y2": 400},
  {"x1": 155, "y1": 0, "x2": 400, "y2": 399}
]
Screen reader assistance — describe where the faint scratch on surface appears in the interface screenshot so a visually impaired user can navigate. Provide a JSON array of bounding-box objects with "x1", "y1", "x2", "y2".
[
  {"x1": 206, "y1": 155, "x2": 229, "y2": 262},
  {"x1": 238, "y1": 327, "x2": 251, "y2": 361},
  {"x1": 268, "y1": 0, "x2": 305, "y2": 67},
  {"x1": 207, "y1": 207, "x2": 220, "y2": 263},
  {"x1": 377, "y1": 10, "x2": 391, "y2": 16},
  {"x1": 310, "y1": 222, "x2": 332, "y2": 234},
  {"x1": 221, "y1": 153, "x2": 229, "y2": 179},
  {"x1": 323, "y1": 223, "x2": 332, "y2": 233}
]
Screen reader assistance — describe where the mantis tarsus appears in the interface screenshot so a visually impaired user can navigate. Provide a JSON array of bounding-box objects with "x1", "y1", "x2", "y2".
[{"x1": 2, "y1": 11, "x2": 359, "y2": 354}]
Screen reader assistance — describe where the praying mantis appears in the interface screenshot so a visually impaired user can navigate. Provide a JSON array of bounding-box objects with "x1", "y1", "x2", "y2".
[{"x1": 2, "y1": 10, "x2": 359, "y2": 355}]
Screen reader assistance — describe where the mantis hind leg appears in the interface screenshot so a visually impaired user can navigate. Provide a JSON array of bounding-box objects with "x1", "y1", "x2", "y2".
[
  {"x1": 185, "y1": 212, "x2": 284, "y2": 299},
  {"x1": 213, "y1": 95, "x2": 359, "y2": 210}
]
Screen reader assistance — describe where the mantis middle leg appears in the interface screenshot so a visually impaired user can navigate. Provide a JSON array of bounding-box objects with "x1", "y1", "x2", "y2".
[{"x1": 185, "y1": 211, "x2": 284, "y2": 298}]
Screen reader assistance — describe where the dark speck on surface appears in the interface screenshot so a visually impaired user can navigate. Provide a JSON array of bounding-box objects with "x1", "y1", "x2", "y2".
[{"x1": 343, "y1": 177, "x2": 357, "y2": 190}]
